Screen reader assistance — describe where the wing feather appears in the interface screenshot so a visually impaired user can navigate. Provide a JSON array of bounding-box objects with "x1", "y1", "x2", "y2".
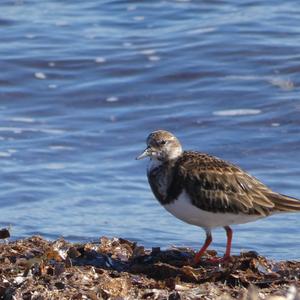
[{"x1": 169, "y1": 152, "x2": 280, "y2": 216}]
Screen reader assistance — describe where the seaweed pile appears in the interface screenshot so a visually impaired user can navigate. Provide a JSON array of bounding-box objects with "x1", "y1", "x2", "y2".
[{"x1": 0, "y1": 232, "x2": 299, "y2": 299}]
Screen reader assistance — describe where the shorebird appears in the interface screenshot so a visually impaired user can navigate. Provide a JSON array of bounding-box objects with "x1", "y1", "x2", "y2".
[{"x1": 137, "y1": 130, "x2": 300, "y2": 263}]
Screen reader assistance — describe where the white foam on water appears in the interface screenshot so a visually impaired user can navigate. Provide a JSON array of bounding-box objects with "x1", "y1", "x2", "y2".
[
  {"x1": 10, "y1": 117, "x2": 35, "y2": 123},
  {"x1": 271, "y1": 123, "x2": 280, "y2": 127},
  {"x1": 133, "y1": 16, "x2": 144, "y2": 21},
  {"x1": 0, "y1": 127, "x2": 64, "y2": 134},
  {"x1": 25, "y1": 34, "x2": 36, "y2": 39},
  {"x1": 45, "y1": 163, "x2": 66, "y2": 170},
  {"x1": 148, "y1": 56, "x2": 160, "y2": 61},
  {"x1": 213, "y1": 109, "x2": 262, "y2": 117},
  {"x1": 0, "y1": 152, "x2": 11, "y2": 157},
  {"x1": 48, "y1": 84, "x2": 57, "y2": 89},
  {"x1": 106, "y1": 96, "x2": 119, "y2": 102},
  {"x1": 49, "y1": 146, "x2": 74, "y2": 151},
  {"x1": 37, "y1": 128, "x2": 65, "y2": 134},
  {"x1": 7, "y1": 149, "x2": 17, "y2": 153},
  {"x1": 268, "y1": 78, "x2": 294, "y2": 90},
  {"x1": 95, "y1": 57, "x2": 106, "y2": 64},
  {"x1": 140, "y1": 49, "x2": 156, "y2": 55},
  {"x1": 225, "y1": 75, "x2": 294, "y2": 91},
  {"x1": 13, "y1": 129, "x2": 22, "y2": 134},
  {"x1": 34, "y1": 72, "x2": 47, "y2": 80},
  {"x1": 187, "y1": 27, "x2": 216, "y2": 35},
  {"x1": 123, "y1": 42, "x2": 132, "y2": 47},
  {"x1": 224, "y1": 75, "x2": 258, "y2": 81}
]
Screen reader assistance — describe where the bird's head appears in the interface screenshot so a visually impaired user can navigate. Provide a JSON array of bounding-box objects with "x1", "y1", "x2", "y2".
[{"x1": 136, "y1": 130, "x2": 183, "y2": 162}]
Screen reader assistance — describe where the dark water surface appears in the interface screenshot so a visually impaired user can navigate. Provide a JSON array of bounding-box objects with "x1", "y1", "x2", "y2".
[{"x1": 0, "y1": 0, "x2": 300, "y2": 259}]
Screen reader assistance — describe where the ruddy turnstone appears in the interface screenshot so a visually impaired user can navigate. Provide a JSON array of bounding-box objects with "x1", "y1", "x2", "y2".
[{"x1": 137, "y1": 130, "x2": 300, "y2": 263}]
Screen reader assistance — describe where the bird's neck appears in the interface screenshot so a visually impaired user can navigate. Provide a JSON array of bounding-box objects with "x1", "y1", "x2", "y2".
[
  {"x1": 168, "y1": 145, "x2": 183, "y2": 160},
  {"x1": 147, "y1": 147, "x2": 183, "y2": 173},
  {"x1": 147, "y1": 156, "x2": 178, "y2": 173},
  {"x1": 147, "y1": 158, "x2": 163, "y2": 173}
]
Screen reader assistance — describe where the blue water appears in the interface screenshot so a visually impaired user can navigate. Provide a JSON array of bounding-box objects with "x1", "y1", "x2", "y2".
[{"x1": 0, "y1": 0, "x2": 300, "y2": 260}]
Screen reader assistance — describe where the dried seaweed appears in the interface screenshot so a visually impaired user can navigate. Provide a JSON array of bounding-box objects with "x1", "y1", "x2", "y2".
[{"x1": 0, "y1": 234, "x2": 299, "y2": 299}]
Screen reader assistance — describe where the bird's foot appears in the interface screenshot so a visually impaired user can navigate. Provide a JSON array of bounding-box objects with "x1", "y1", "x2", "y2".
[
  {"x1": 205, "y1": 255, "x2": 231, "y2": 264},
  {"x1": 193, "y1": 254, "x2": 231, "y2": 266}
]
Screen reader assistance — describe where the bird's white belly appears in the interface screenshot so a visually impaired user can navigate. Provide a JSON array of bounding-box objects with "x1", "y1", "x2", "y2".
[{"x1": 163, "y1": 190, "x2": 262, "y2": 229}]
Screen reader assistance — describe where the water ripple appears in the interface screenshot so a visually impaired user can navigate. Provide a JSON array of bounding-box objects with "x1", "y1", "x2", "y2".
[{"x1": 0, "y1": 0, "x2": 299, "y2": 260}]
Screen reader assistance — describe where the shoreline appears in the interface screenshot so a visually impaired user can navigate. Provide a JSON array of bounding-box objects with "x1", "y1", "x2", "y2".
[{"x1": 0, "y1": 232, "x2": 299, "y2": 299}]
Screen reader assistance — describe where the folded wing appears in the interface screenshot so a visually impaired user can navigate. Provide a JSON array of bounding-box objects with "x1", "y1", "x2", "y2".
[{"x1": 167, "y1": 152, "x2": 300, "y2": 216}]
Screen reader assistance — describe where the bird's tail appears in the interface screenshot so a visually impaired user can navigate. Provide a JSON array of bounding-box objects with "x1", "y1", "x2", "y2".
[{"x1": 268, "y1": 193, "x2": 300, "y2": 212}]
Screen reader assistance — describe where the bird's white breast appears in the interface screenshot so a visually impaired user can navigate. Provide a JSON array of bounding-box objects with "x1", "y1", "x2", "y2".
[{"x1": 163, "y1": 190, "x2": 263, "y2": 229}]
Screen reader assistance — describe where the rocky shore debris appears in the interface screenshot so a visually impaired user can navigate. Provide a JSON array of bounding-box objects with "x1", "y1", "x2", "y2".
[
  {"x1": 0, "y1": 234, "x2": 299, "y2": 299},
  {"x1": 0, "y1": 228, "x2": 10, "y2": 240}
]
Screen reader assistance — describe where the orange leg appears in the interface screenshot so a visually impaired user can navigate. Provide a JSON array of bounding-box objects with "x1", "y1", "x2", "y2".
[
  {"x1": 194, "y1": 231, "x2": 212, "y2": 264},
  {"x1": 224, "y1": 226, "x2": 232, "y2": 259},
  {"x1": 194, "y1": 226, "x2": 233, "y2": 264},
  {"x1": 206, "y1": 226, "x2": 233, "y2": 263}
]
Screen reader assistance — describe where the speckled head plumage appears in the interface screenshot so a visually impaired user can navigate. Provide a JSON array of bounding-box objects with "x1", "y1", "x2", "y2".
[{"x1": 136, "y1": 130, "x2": 183, "y2": 161}]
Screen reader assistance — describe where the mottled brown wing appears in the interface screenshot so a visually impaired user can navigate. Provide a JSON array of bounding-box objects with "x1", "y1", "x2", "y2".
[{"x1": 167, "y1": 151, "x2": 278, "y2": 216}]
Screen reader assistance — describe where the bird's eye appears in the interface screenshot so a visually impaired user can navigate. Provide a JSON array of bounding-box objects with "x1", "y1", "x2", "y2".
[{"x1": 160, "y1": 140, "x2": 167, "y2": 145}]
